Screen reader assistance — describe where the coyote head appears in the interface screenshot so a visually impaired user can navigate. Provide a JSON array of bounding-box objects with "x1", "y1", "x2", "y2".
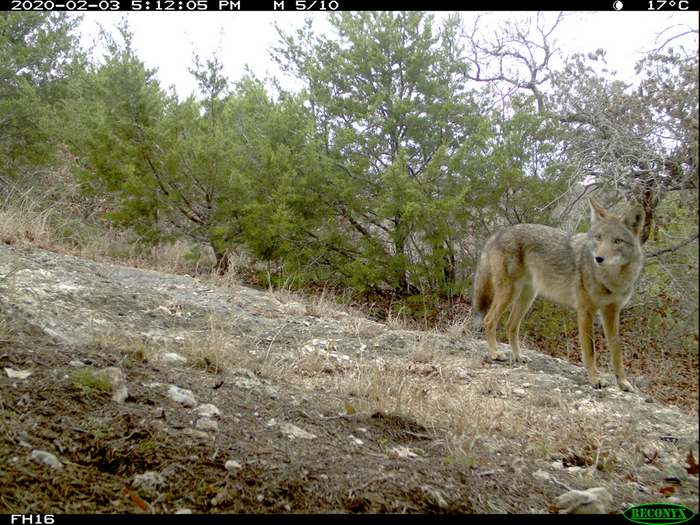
[{"x1": 588, "y1": 198, "x2": 645, "y2": 268}]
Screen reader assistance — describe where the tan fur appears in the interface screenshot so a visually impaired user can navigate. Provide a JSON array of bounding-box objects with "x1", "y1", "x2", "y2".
[{"x1": 472, "y1": 197, "x2": 645, "y2": 391}]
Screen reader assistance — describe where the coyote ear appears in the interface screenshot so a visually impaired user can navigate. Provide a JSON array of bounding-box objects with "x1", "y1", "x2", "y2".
[
  {"x1": 624, "y1": 204, "x2": 645, "y2": 238},
  {"x1": 588, "y1": 197, "x2": 608, "y2": 224}
]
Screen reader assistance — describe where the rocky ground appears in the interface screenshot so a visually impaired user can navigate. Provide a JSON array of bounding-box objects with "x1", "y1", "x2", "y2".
[{"x1": 0, "y1": 244, "x2": 697, "y2": 514}]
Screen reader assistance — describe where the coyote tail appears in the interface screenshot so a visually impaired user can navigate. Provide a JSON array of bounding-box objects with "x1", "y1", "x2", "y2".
[{"x1": 471, "y1": 255, "x2": 492, "y2": 328}]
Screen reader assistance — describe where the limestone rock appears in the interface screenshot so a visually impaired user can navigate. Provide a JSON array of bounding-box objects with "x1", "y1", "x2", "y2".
[{"x1": 553, "y1": 487, "x2": 614, "y2": 514}]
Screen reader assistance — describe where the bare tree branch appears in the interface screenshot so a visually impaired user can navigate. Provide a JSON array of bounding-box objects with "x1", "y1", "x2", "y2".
[
  {"x1": 646, "y1": 232, "x2": 699, "y2": 258},
  {"x1": 458, "y1": 12, "x2": 565, "y2": 111}
]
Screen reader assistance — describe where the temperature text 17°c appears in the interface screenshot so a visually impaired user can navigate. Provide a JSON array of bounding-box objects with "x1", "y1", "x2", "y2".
[{"x1": 647, "y1": 0, "x2": 690, "y2": 9}]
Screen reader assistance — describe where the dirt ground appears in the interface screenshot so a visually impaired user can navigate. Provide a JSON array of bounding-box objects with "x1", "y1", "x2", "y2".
[
  {"x1": 0, "y1": 333, "x2": 696, "y2": 515},
  {"x1": 0, "y1": 336, "x2": 490, "y2": 514}
]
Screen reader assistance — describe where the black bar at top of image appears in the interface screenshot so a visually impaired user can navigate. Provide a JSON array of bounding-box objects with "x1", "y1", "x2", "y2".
[{"x1": 6, "y1": 0, "x2": 697, "y2": 11}]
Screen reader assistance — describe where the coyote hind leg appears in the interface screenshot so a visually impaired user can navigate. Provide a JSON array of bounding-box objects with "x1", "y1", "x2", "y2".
[
  {"x1": 482, "y1": 284, "x2": 514, "y2": 361},
  {"x1": 505, "y1": 284, "x2": 536, "y2": 362}
]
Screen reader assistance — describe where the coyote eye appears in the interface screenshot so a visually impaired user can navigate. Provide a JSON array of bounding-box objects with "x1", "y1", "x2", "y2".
[
  {"x1": 594, "y1": 234, "x2": 602, "y2": 241},
  {"x1": 614, "y1": 238, "x2": 624, "y2": 244}
]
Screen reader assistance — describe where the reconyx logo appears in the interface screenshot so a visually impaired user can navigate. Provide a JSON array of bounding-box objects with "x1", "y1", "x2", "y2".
[{"x1": 624, "y1": 504, "x2": 695, "y2": 525}]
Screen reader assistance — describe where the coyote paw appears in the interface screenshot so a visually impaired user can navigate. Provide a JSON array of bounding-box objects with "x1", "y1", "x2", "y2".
[
  {"x1": 490, "y1": 351, "x2": 507, "y2": 361},
  {"x1": 591, "y1": 378, "x2": 606, "y2": 390},
  {"x1": 513, "y1": 354, "x2": 531, "y2": 363},
  {"x1": 618, "y1": 379, "x2": 634, "y2": 392}
]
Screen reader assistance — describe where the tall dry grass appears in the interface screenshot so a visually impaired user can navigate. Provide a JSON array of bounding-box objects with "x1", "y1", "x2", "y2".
[{"x1": 0, "y1": 171, "x2": 219, "y2": 276}]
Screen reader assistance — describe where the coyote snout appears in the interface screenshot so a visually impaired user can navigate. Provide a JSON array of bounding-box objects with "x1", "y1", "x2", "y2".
[
  {"x1": 593, "y1": 252, "x2": 621, "y2": 266},
  {"x1": 472, "y1": 197, "x2": 645, "y2": 391}
]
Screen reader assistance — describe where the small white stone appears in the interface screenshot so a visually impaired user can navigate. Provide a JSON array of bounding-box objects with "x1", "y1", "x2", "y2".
[
  {"x1": 279, "y1": 422, "x2": 317, "y2": 440},
  {"x1": 348, "y1": 435, "x2": 364, "y2": 446},
  {"x1": 195, "y1": 418, "x2": 219, "y2": 432},
  {"x1": 132, "y1": 471, "x2": 165, "y2": 491},
  {"x1": 553, "y1": 487, "x2": 613, "y2": 514},
  {"x1": 29, "y1": 450, "x2": 63, "y2": 470},
  {"x1": 95, "y1": 367, "x2": 128, "y2": 403},
  {"x1": 532, "y1": 469, "x2": 552, "y2": 481},
  {"x1": 193, "y1": 403, "x2": 221, "y2": 419},
  {"x1": 167, "y1": 385, "x2": 197, "y2": 407},
  {"x1": 224, "y1": 460, "x2": 242, "y2": 471},
  {"x1": 162, "y1": 352, "x2": 186, "y2": 363}
]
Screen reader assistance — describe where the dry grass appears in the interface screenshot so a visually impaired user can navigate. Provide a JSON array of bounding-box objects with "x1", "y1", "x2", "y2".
[
  {"x1": 0, "y1": 176, "x2": 221, "y2": 280},
  {"x1": 0, "y1": 193, "x2": 54, "y2": 247},
  {"x1": 233, "y1": 329, "x2": 680, "y2": 475}
]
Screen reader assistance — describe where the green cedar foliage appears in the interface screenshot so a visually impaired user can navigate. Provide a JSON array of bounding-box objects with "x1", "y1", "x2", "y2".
[
  {"x1": 273, "y1": 12, "x2": 489, "y2": 297},
  {"x1": 465, "y1": 95, "x2": 572, "y2": 234},
  {"x1": 0, "y1": 12, "x2": 83, "y2": 173},
  {"x1": 57, "y1": 21, "x2": 325, "y2": 273},
  {"x1": 57, "y1": 23, "x2": 172, "y2": 238}
]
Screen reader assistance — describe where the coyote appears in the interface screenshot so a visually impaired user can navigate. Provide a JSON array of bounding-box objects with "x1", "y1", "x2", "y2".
[{"x1": 472, "y1": 197, "x2": 645, "y2": 391}]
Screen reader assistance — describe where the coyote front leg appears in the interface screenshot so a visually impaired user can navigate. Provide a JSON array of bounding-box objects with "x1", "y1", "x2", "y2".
[
  {"x1": 601, "y1": 303, "x2": 634, "y2": 392},
  {"x1": 577, "y1": 307, "x2": 603, "y2": 389}
]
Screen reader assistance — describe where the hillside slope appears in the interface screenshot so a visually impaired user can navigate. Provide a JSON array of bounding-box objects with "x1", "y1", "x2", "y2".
[{"x1": 0, "y1": 244, "x2": 697, "y2": 513}]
